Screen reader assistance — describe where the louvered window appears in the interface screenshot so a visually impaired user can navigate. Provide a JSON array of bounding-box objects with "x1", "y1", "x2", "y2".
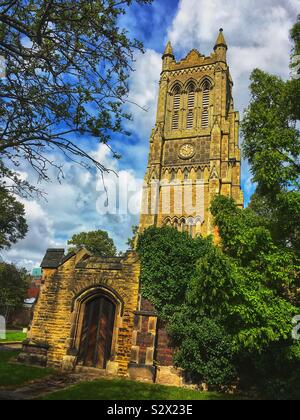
[
  {"x1": 187, "y1": 88, "x2": 195, "y2": 129},
  {"x1": 202, "y1": 108, "x2": 209, "y2": 128},
  {"x1": 186, "y1": 111, "x2": 194, "y2": 129},
  {"x1": 202, "y1": 83, "x2": 210, "y2": 128},
  {"x1": 172, "y1": 91, "x2": 180, "y2": 130},
  {"x1": 172, "y1": 112, "x2": 179, "y2": 130}
]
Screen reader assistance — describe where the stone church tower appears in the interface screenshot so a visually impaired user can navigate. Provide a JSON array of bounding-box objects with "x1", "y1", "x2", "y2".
[{"x1": 139, "y1": 29, "x2": 244, "y2": 237}]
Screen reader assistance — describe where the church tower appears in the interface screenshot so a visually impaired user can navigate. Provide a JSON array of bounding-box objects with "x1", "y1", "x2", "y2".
[{"x1": 139, "y1": 29, "x2": 244, "y2": 237}]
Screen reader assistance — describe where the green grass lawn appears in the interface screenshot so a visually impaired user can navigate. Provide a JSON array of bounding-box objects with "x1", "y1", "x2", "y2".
[
  {"x1": 0, "y1": 351, "x2": 54, "y2": 388},
  {"x1": 43, "y1": 377, "x2": 241, "y2": 401},
  {"x1": 0, "y1": 350, "x2": 244, "y2": 400},
  {"x1": 0, "y1": 330, "x2": 27, "y2": 343}
]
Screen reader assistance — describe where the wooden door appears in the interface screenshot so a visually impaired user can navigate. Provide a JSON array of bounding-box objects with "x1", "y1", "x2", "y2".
[{"x1": 79, "y1": 296, "x2": 116, "y2": 368}]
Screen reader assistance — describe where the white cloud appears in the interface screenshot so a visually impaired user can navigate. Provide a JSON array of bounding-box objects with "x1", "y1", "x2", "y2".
[
  {"x1": 2, "y1": 200, "x2": 58, "y2": 269},
  {"x1": 126, "y1": 49, "x2": 162, "y2": 139},
  {"x1": 168, "y1": 0, "x2": 300, "y2": 113},
  {"x1": 2, "y1": 144, "x2": 143, "y2": 270},
  {"x1": 168, "y1": 0, "x2": 242, "y2": 47}
]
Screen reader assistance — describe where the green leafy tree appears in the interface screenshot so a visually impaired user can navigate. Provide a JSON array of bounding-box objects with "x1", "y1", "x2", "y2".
[
  {"x1": 241, "y1": 17, "x2": 300, "y2": 253},
  {"x1": 242, "y1": 70, "x2": 299, "y2": 195},
  {"x1": 137, "y1": 226, "x2": 211, "y2": 319},
  {"x1": 0, "y1": 263, "x2": 27, "y2": 320},
  {"x1": 188, "y1": 228, "x2": 297, "y2": 354},
  {"x1": 137, "y1": 200, "x2": 300, "y2": 389},
  {"x1": 169, "y1": 310, "x2": 237, "y2": 387},
  {"x1": 68, "y1": 230, "x2": 117, "y2": 257},
  {"x1": 137, "y1": 227, "x2": 238, "y2": 386},
  {"x1": 0, "y1": 187, "x2": 28, "y2": 249},
  {"x1": 291, "y1": 14, "x2": 300, "y2": 56},
  {"x1": 0, "y1": 0, "x2": 152, "y2": 196},
  {"x1": 290, "y1": 14, "x2": 300, "y2": 119}
]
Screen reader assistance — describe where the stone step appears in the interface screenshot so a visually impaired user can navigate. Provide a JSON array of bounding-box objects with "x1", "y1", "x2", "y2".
[{"x1": 75, "y1": 365, "x2": 107, "y2": 378}]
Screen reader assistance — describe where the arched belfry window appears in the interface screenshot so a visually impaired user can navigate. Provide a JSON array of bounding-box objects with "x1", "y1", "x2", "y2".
[
  {"x1": 172, "y1": 85, "x2": 181, "y2": 130},
  {"x1": 201, "y1": 80, "x2": 211, "y2": 129},
  {"x1": 186, "y1": 83, "x2": 195, "y2": 129}
]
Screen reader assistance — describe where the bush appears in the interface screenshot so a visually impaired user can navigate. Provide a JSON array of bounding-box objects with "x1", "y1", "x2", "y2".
[
  {"x1": 137, "y1": 226, "x2": 211, "y2": 319},
  {"x1": 169, "y1": 312, "x2": 237, "y2": 387}
]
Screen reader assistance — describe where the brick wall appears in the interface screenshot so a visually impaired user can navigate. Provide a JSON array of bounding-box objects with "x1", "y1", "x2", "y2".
[
  {"x1": 156, "y1": 320, "x2": 174, "y2": 366},
  {"x1": 131, "y1": 298, "x2": 173, "y2": 368}
]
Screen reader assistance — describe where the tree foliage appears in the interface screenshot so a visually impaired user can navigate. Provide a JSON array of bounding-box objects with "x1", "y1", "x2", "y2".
[
  {"x1": 137, "y1": 226, "x2": 211, "y2": 319},
  {"x1": 0, "y1": 263, "x2": 27, "y2": 319},
  {"x1": 291, "y1": 14, "x2": 300, "y2": 56},
  {"x1": 241, "y1": 17, "x2": 300, "y2": 254},
  {"x1": 290, "y1": 14, "x2": 300, "y2": 119},
  {"x1": 137, "y1": 195, "x2": 300, "y2": 389},
  {"x1": 0, "y1": 0, "x2": 152, "y2": 195},
  {"x1": 197, "y1": 197, "x2": 298, "y2": 359},
  {"x1": 242, "y1": 70, "x2": 299, "y2": 195},
  {"x1": 68, "y1": 230, "x2": 117, "y2": 257},
  {"x1": 0, "y1": 187, "x2": 28, "y2": 249},
  {"x1": 169, "y1": 312, "x2": 237, "y2": 387}
]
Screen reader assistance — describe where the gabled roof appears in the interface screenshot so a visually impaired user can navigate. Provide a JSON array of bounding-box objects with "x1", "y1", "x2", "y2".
[{"x1": 40, "y1": 249, "x2": 65, "y2": 269}]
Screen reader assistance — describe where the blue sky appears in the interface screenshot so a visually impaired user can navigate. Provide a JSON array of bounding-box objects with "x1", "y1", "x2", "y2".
[{"x1": 2, "y1": 0, "x2": 300, "y2": 269}]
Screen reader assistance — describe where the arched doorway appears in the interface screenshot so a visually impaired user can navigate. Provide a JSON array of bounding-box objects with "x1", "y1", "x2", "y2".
[{"x1": 78, "y1": 295, "x2": 116, "y2": 369}]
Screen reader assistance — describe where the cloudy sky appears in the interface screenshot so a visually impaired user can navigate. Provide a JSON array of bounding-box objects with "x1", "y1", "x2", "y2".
[{"x1": 2, "y1": 0, "x2": 300, "y2": 270}]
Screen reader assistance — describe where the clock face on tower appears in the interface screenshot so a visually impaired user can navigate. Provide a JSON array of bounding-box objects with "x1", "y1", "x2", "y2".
[{"x1": 179, "y1": 143, "x2": 195, "y2": 159}]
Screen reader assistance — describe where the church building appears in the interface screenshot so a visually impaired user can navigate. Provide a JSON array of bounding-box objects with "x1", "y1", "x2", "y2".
[{"x1": 19, "y1": 30, "x2": 244, "y2": 386}]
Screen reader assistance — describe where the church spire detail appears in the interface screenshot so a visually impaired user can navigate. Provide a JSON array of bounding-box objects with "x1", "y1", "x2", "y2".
[
  {"x1": 163, "y1": 41, "x2": 174, "y2": 58},
  {"x1": 214, "y1": 28, "x2": 228, "y2": 50},
  {"x1": 162, "y1": 41, "x2": 175, "y2": 70},
  {"x1": 214, "y1": 28, "x2": 227, "y2": 62}
]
